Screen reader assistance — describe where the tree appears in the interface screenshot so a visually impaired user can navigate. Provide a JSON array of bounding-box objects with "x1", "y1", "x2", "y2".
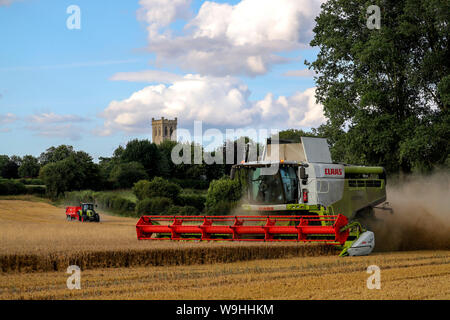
[
  {"x1": 277, "y1": 129, "x2": 321, "y2": 142},
  {"x1": 307, "y1": 0, "x2": 449, "y2": 172},
  {"x1": 39, "y1": 148, "x2": 101, "y2": 198},
  {"x1": 119, "y1": 139, "x2": 161, "y2": 178},
  {"x1": 39, "y1": 145, "x2": 75, "y2": 165},
  {"x1": 0, "y1": 155, "x2": 20, "y2": 179},
  {"x1": 157, "y1": 140, "x2": 178, "y2": 177},
  {"x1": 0, "y1": 155, "x2": 10, "y2": 178},
  {"x1": 39, "y1": 159, "x2": 77, "y2": 199},
  {"x1": 132, "y1": 177, "x2": 181, "y2": 201},
  {"x1": 1, "y1": 160, "x2": 19, "y2": 179},
  {"x1": 18, "y1": 155, "x2": 40, "y2": 178},
  {"x1": 205, "y1": 177, "x2": 242, "y2": 215},
  {"x1": 109, "y1": 162, "x2": 148, "y2": 189}
]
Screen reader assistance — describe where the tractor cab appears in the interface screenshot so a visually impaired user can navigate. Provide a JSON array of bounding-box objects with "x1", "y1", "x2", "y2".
[
  {"x1": 81, "y1": 203, "x2": 95, "y2": 213},
  {"x1": 78, "y1": 203, "x2": 100, "y2": 222}
]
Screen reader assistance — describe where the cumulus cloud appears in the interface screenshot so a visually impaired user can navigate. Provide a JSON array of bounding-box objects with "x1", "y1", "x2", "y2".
[
  {"x1": 138, "y1": 0, "x2": 193, "y2": 39},
  {"x1": 283, "y1": 69, "x2": 317, "y2": 77},
  {"x1": 98, "y1": 75, "x2": 325, "y2": 135},
  {"x1": 25, "y1": 112, "x2": 88, "y2": 140},
  {"x1": 139, "y1": 0, "x2": 324, "y2": 76}
]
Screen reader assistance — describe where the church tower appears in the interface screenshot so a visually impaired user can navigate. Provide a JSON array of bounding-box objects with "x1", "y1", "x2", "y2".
[{"x1": 151, "y1": 117, "x2": 177, "y2": 145}]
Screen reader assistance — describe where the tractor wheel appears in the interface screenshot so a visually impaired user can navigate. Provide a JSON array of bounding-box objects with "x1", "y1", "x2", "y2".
[{"x1": 95, "y1": 215, "x2": 100, "y2": 222}]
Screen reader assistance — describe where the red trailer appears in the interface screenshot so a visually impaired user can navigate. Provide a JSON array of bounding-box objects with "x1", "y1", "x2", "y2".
[{"x1": 65, "y1": 206, "x2": 81, "y2": 221}]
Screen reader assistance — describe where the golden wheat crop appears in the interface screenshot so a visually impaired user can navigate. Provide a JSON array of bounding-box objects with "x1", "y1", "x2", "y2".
[{"x1": 0, "y1": 200, "x2": 334, "y2": 272}]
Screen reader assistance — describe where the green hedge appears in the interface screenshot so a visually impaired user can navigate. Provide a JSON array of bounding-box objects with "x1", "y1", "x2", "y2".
[
  {"x1": 177, "y1": 193, "x2": 206, "y2": 212},
  {"x1": 170, "y1": 178, "x2": 209, "y2": 190},
  {"x1": 166, "y1": 205, "x2": 200, "y2": 216},
  {"x1": 133, "y1": 178, "x2": 181, "y2": 201},
  {"x1": 205, "y1": 178, "x2": 242, "y2": 215},
  {"x1": 135, "y1": 197, "x2": 173, "y2": 215},
  {"x1": 64, "y1": 190, "x2": 136, "y2": 215},
  {"x1": 0, "y1": 180, "x2": 27, "y2": 195},
  {"x1": 64, "y1": 190, "x2": 96, "y2": 205},
  {"x1": 15, "y1": 178, "x2": 44, "y2": 186},
  {"x1": 25, "y1": 185, "x2": 46, "y2": 195}
]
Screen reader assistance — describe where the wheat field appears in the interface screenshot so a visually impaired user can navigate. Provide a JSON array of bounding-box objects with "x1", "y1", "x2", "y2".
[
  {"x1": 0, "y1": 198, "x2": 449, "y2": 300},
  {"x1": 0, "y1": 199, "x2": 334, "y2": 273}
]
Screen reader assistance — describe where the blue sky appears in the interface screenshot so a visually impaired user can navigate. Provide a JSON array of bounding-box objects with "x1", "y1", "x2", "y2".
[{"x1": 0, "y1": 0, "x2": 322, "y2": 160}]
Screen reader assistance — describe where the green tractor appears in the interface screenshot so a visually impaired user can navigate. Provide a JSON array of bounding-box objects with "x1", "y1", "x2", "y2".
[{"x1": 76, "y1": 203, "x2": 100, "y2": 222}]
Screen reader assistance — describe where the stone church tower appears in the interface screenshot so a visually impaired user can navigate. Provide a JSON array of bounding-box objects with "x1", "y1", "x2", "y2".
[{"x1": 151, "y1": 117, "x2": 177, "y2": 145}]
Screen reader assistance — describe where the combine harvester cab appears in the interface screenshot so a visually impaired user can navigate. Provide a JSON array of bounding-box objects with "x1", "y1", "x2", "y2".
[{"x1": 136, "y1": 137, "x2": 389, "y2": 256}]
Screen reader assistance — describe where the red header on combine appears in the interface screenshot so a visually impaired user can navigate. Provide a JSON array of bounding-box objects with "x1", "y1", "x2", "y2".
[{"x1": 136, "y1": 214, "x2": 350, "y2": 245}]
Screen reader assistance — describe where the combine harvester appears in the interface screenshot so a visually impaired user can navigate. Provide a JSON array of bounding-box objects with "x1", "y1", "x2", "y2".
[{"x1": 136, "y1": 137, "x2": 392, "y2": 256}]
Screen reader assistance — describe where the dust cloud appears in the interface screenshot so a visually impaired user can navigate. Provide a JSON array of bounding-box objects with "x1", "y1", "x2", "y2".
[{"x1": 373, "y1": 170, "x2": 450, "y2": 252}]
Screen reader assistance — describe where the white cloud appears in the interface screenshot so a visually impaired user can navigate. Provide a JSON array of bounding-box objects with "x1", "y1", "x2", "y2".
[
  {"x1": 137, "y1": 0, "x2": 192, "y2": 39},
  {"x1": 98, "y1": 75, "x2": 326, "y2": 135},
  {"x1": 0, "y1": 113, "x2": 17, "y2": 124},
  {"x1": 0, "y1": 113, "x2": 17, "y2": 133},
  {"x1": 110, "y1": 70, "x2": 184, "y2": 83},
  {"x1": 0, "y1": 0, "x2": 21, "y2": 6},
  {"x1": 283, "y1": 69, "x2": 317, "y2": 77},
  {"x1": 25, "y1": 113, "x2": 88, "y2": 140},
  {"x1": 140, "y1": 0, "x2": 324, "y2": 76},
  {"x1": 289, "y1": 88, "x2": 326, "y2": 127}
]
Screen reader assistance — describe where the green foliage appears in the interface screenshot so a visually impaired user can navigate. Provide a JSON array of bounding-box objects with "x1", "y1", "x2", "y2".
[
  {"x1": 39, "y1": 145, "x2": 75, "y2": 165},
  {"x1": 109, "y1": 162, "x2": 148, "y2": 189},
  {"x1": 18, "y1": 155, "x2": 40, "y2": 178},
  {"x1": 170, "y1": 178, "x2": 209, "y2": 190},
  {"x1": 177, "y1": 193, "x2": 206, "y2": 212},
  {"x1": 25, "y1": 185, "x2": 46, "y2": 195},
  {"x1": 0, "y1": 155, "x2": 9, "y2": 174},
  {"x1": 119, "y1": 139, "x2": 161, "y2": 178},
  {"x1": 15, "y1": 178, "x2": 44, "y2": 185},
  {"x1": 65, "y1": 190, "x2": 136, "y2": 214},
  {"x1": 0, "y1": 179, "x2": 27, "y2": 195},
  {"x1": 307, "y1": 0, "x2": 449, "y2": 173},
  {"x1": 39, "y1": 161, "x2": 73, "y2": 199},
  {"x1": 65, "y1": 190, "x2": 96, "y2": 205},
  {"x1": 111, "y1": 196, "x2": 136, "y2": 213},
  {"x1": 135, "y1": 197, "x2": 173, "y2": 215},
  {"x1": 166, "y1": 205, "x2": 200, "y2": 216},
  {"x1": 277, "y1": 129, "x2": 321, "y2": 142},
  {"x1": 0, "y1": 158, "x2": 19, "y2": 179},
  {"x1": 132, "y1": 177, "x2": 181, "y2": 201},
  {"x1": 398, "y1": 112, "x2": 450, "y2": 172},
  {"x1": 39, "y1": 149, "x2": 101, "y2": 199},
  {"x1": 205, "y1": 177, "x2": 242, "y2": 215}
]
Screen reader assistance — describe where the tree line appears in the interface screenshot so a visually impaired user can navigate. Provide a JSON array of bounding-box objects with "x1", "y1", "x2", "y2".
[{"x1": 0, "y1": 138, "x2": 255, "y2": 199}]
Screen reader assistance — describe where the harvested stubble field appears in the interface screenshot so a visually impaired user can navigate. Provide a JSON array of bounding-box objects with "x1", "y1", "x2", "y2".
[
  {"x1": 1, "y1": 251, "x2": 449, "y2": 300},
  {"x1": 0, "y1": 196, "x2": 449, "y2": 300}
]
